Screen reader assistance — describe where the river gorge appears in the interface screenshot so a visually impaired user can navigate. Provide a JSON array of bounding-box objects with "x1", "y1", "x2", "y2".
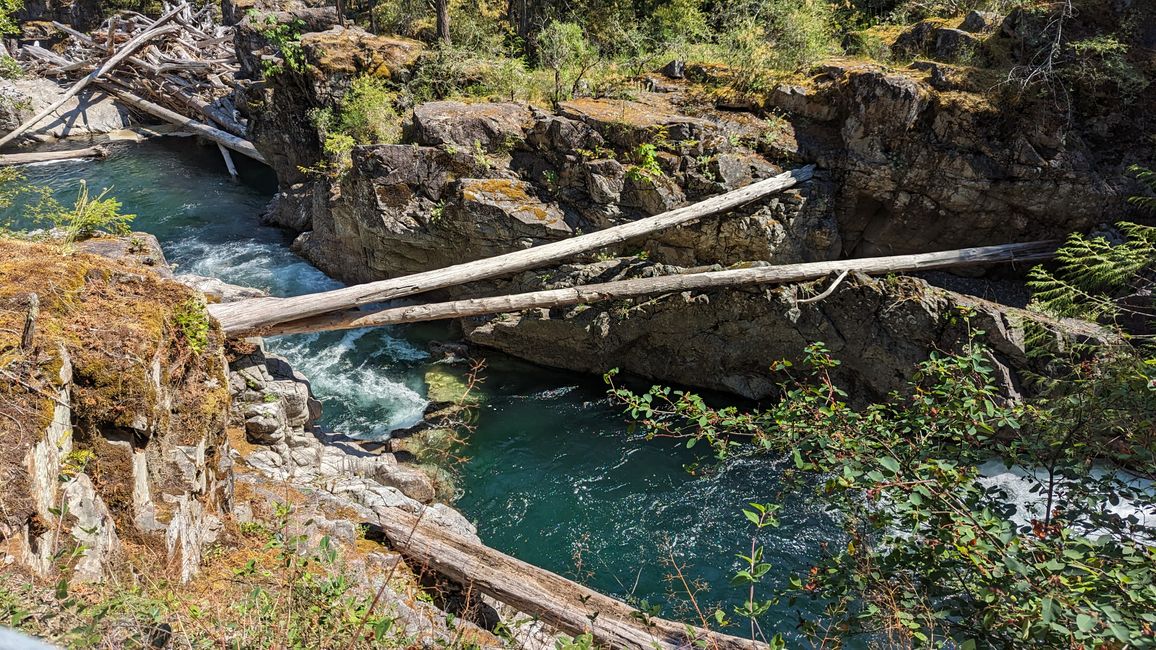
[{"x1": 11, "y1": 138, "x2": 838, "y2": 635}]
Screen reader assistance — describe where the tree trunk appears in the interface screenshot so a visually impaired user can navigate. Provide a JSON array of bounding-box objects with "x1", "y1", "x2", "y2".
[
  {"x1": 374, "y1": 506, "x2": 763, "y2": 650},
  {"x1": 0, "y1": 145, "x2": 107, "y2": 166},
  {"x1": 435, "y1": 0, "x2": 450, "y2": 44},
  {"x1": 258, "y1": 242, "x2": 1059, "y2": 337},
  {"x1": 208, "y1": 166, "x2": 814, "y2": 336}
]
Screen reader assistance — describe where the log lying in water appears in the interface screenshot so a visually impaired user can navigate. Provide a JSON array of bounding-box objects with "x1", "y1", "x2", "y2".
[
  {"x1": 259, "y1": 241, "x2": 1059, "y2": 336},
  {"x1": 209, "y1": 166, "x2": 816, "y2": 336},
  {"x1": 375, "y1": 506, "x2": 763, "y2": 650},
  {"x1": 0, "y1": 145, "x2": 107, "y2": 166}
]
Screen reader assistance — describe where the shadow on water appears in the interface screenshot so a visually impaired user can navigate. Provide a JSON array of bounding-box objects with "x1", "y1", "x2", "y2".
[{"x1": 3, "y1": 137, "x2": 839, "y2": 640}]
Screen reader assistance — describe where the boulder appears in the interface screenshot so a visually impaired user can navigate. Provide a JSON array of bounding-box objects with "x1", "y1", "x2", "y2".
[
  {"x1": 960, "y1": 10, "x2": 1002, "y2": 33},
  {"x1": 456, "y1": 178, "x2": 571, "y2": 237},
  {"x1": 4, "y1": 80, "x2": 131, "y2": 138},
  {"x1": 621, "y1": 172, "x2": 685, "y2": 215},
  {"x1": 933, "y1": 28, "x2": 982, "y2": 60},
  {"x1": 524, "y1": 109, "x2": 604, "y2": 154},
  {"x1": 892, "y1": 21, "x2": 982, "y2": 61},
  {"x1": 558, "y1": 96, "x2": 717, "y2": 149},
  {"x1": 659, "y1": 59, "x2": 686, "y2": 79},
  {"x1": 410, "y1": 101, "x2": 533, "y2": 153},
  {"x1": 583, "y1": 158, "x2": 626, "y2": 204}
]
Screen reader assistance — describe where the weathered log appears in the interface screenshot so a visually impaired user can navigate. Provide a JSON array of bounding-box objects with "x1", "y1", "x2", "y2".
[
  {"x1": 96, "y1": 82, "x2": 267, "y2": 163},
  {"x1": 21, "y1": 44, "x2": 73, "y2": 67},
  {"x1": 217, "y1": 142, "x2": 238, "y2": 179},
  {"x1": 260, "y1": 242, "x2": 1058, "y2": 337},
  {"x1": 0, "y1": 4, "x2": 188, "y2": 147},
  {"x1": 375, "y1": 506, "x2": 762, "y2": 650},
  {"x1": 0, "y1": 145, "x2": 107, "y2": 166},
  {"x1": 209, "y1": 166, "x2": 815, "y2": 335}
]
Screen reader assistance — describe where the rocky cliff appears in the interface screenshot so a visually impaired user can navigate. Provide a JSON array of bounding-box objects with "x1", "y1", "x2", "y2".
[
  {"x1": 233, "y1": 5, "x2": 1149, "y2": 401},
  {"x1": 0, "y1": 236, "x2": 231, "y2": 584},
  {"x1": 0, "y1": 236, "x2": 555, "y2": 647}
]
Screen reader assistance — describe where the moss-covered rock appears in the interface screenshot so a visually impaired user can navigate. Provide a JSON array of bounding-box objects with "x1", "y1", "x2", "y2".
[{"x1": 0, "y1": 236, "x2": 231, "y2": 584}]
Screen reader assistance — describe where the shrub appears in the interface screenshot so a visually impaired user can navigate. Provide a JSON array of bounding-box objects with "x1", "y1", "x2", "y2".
[
  {"x1": 252, "y1": 13, "x2": 306, "y2": 76},
  {"x1": 649, "y1": 0, "x2": 709, "y2": 46},
  {"x1": 1063, "y1": 35, "x2": 1148, "y2": 103},
  {"x1": 536, "y1": 20, "x2": 598, "y2": 104},
  {"x1": 172, "y1": 298, "x2": 211, "y2": 354},
  {"x1": 0, "y1": 0, "x2": 21, "y2": 34},
  {"x1": 335, "y1": 76, "x2": 402, "y2": 145}
]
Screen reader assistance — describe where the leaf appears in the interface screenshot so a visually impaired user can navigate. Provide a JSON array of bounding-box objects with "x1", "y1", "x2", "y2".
[
  {"x1": 879, "y1": 456, "x2": 900, "y2": 474},
  {"x1": 1076, "y1": 613, "x2": 1096, "y2": 633}
]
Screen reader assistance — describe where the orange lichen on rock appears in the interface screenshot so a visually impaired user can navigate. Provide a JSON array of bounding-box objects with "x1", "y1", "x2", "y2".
[{"x1": 302, "y1": 27, "x2": 423, "y2": 78}]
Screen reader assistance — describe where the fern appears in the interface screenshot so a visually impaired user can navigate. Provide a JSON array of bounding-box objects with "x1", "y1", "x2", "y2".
[
  {"x1": 1127, "y1": 165, "x2": 1156, "y2": 213},
  {"x1": 1028, "y1": 221, "x2": 1156, "y2": 326}
]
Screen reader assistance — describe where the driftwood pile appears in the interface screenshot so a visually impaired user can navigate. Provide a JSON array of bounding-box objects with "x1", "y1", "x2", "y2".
[{"x1": 6, "y1": 2, "x2": 264, "y2": 167}]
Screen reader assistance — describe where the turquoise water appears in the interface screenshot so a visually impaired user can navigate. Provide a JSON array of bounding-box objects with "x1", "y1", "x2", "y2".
[{"x1": 6, "y1": 139, "x2": 835, "y2": 639}]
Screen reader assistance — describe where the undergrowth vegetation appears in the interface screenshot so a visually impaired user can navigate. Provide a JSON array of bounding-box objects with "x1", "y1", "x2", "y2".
[
  {"x1": 0, "y1": 169, "x2": 135, "y2": 244},
  {"x1": 277, "y1": 0, "x2": 1151, "y2": 171},
  {"x1": 608, "y1": 177, "x2": 1156, "y2": 646}
]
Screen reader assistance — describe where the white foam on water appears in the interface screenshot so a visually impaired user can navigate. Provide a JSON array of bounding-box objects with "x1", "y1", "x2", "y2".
[
  {"x1": 266, "y1": 328, "x2": 428, "y2": 440},
  {"x1": 978, "y1": 460, "x2": 1156, "y2": 533},
  {"x1": 167, "y1": 230, "x2": 429, "y2": 440}
]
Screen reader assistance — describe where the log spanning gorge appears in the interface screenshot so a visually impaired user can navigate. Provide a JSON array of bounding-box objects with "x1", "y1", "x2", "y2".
[
  {"x1": 9, "y1": 141, "x2": 847, "y2": 644},
  {"x1": 6, "y1": 140, "x2": 1066, "y2": 645}
]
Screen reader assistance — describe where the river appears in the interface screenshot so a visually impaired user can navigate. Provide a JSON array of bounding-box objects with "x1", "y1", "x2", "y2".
[{"x1": 7, "y1": 138, "x2": 837, "y2": 638}]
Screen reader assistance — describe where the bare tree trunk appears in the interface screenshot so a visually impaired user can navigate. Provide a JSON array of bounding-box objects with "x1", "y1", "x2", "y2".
[
  {"x1": 374, "y1": 506, "x2": 763, "y2": 650},
  {"x1": 208, "y1": 166, "x2": 814, "y2": 336},
  {"x1": 259, "y1": 242, "x2": 1059, "y2": 337},
  {"x1": 0, "y1": 145, "x2": 107, "y2": 166},
  {"x1": 435, "y1": 0, "x2": 450, "y2": 45}
]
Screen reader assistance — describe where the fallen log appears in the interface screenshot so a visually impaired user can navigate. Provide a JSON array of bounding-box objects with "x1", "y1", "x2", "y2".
[
  {"x1": 259, "y1": 241, "x2": 1058, "y2": 337},
  {"x1": 210, "y1": 165, "x2": 815, "y2": 335},
  {"x1": 375, "y1": 506, "x2": 762, "y2": 650},
  {"x1": 0, "y1": 3, "x2": 188, "y2": 147},
  {"x1": 97, "y1": 82, "x2": 266, "y2": 163},
  {"x1": 0, "y1": 145, "x2": 107, "y2": 166}
]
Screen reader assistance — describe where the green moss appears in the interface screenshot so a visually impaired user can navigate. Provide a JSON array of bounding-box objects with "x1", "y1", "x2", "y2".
[{"x1": 423, "y1": 366, "x2": 481, "y2": 406}]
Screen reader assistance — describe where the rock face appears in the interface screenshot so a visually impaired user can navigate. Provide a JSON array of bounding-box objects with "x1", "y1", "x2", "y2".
[
  {"x1": 226, "y1": 339, "x2": 444, "y2": 506},
  {"x1": 0, "y1": 237, "x2": 232, "y2": 585},
  {"x1": 464, "y1": 263, "x2": 1099, "y2": 401},
  {"x1": 237, "y1": 6, "x2": 1143, "y2": 402},
  {"x1": 0, "y1": 80, "x2": 132, "y2": 139},
  {"x1": 234, "y1": 9, "x2": 422, "y2": 231},
  {"x1": 763, "y1": 61, "x2": 1125, "y2": 257}
]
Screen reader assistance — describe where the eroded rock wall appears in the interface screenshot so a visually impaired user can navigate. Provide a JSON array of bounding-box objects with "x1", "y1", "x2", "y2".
[
  {"x1": 0, "y1": 236, "x2": 232, "y2": 585},
  {"x1": 234, "y1": 6, "x2": 1142, "y2": 401}
]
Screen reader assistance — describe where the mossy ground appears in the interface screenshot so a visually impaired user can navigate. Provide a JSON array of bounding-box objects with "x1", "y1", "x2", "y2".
[{"x1": 0, "y1": 235, "x2": 229, "y2": 550}]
